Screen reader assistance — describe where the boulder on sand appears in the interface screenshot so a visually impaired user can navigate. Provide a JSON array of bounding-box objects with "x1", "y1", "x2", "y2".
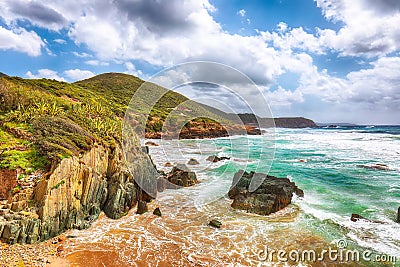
[
  {"x1": 166, "y1": 164, "x2": 198, "y2": 187},
  {"x1": 188, "y1": 158, "x2": 200, "y2": 165},
  {"x1": 228, "y1": 170, "x2": 304, "y2": 215}
]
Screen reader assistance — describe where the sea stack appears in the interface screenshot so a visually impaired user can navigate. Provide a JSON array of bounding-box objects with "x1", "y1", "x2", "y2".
[{"x1": 228, "y1": 170, "x2": 304, "y2": 215}]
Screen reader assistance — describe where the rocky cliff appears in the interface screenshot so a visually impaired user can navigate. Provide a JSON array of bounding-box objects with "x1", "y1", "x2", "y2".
[{"x1": 0, "y1": 143, "x2": 158, "y2": 244}]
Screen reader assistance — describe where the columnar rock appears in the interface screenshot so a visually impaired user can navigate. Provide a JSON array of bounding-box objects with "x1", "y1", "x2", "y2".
[
  {"x1": 0, "y1": 142, "x2": 159, "y2": 244},
  {"x1": 228, "y1": 170, "x2": 304, "y2": 216}
]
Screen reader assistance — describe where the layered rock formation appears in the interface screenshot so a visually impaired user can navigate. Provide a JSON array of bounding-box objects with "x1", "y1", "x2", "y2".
[
  {"x1": 228, "y1": 170, "x2": 304, "y2": 215},
  {"x1": 0, "y1": 143, "x2": 158, "y2": 244}
]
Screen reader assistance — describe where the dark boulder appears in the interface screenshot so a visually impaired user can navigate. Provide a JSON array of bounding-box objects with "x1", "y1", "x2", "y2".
[
  {"x1": 145, "y1": 141, "x2": 158, "y2": 146},
  {"x1": 188, "y1": 158, "x2": 200, "y2": 165},
  {"x1": 208, "y1": 219, "x2": 222, "y2": 228},
  {"x1": 206, "y1": 155, "x2": 230, "y2": 163},
  {"x1": 397, "y1": 207, "x2": 400, "y2": 223},
  {"x1": 228, "y1": 170, "x2": 304, "y2": 216},
  {"x1": 166, "y1": 164, "x2": 198, "y2": 187},
  {"x1": 153, "y1": 207, "x2": 162, "y2": 217},
  {"x1": 351, "y1": 213, "x2": 384, "y2": 223},
  {"x1": 136, "y1": 201, "x2": 148, "y2": 214},
  {"x1": 357, "y1": 163, "x2": 391, "y2": 171}
]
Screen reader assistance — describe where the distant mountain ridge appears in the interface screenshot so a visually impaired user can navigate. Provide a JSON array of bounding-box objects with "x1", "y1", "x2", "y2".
[{"x1": 233, "y1": 113, "x2": 317, "y2": 128}]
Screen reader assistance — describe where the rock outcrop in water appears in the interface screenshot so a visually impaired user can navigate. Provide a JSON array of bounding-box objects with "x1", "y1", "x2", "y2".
[
  {"x1": 228, "y1": 170, "x2": 304, "y2": 215},
  {"x1": 166, "y1": 164, "x2": 198, "y2": 187},
  {"x1": 206, "y1": 155, "x2": 230, "y2": 163},
  {"x1": 0, "y1": 143, "x2": 158, "y2": 244}
]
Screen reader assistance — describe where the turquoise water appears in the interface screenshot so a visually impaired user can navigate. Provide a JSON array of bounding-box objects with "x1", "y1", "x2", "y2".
[
  {"x1": 150, "y1": 126, "x2": 400, "y2": 265},
  {"x1": 66, "y1": 127, "x2": 400, "y2": 266}
]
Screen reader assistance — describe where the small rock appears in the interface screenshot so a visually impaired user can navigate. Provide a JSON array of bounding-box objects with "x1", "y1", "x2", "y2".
[
  {"x1": 153, "y1": 207, "x2": 162, "y2": 217},
  {"x1": 136, "y1": 201, "x2": 148, "y2": 215},
  {"x1": 187, "y1": 158, "x2": 199, "y2": 165},
  {"x1": 357, "y1": 163, "x2": 391, "y2": 171},
  {"x1": 145, "y1": 141, "x2": 159, "y2": 146},
  {"x1": 58, "y1": 235, "x2": 67, "y2": 243},
  {"x1": 206, "y1": 155, "x2": 230, "y2": 163},
  {"x1": 350, "y1": 213, "x2": 383, "y2": 223},
  {"x1": 164, "y1": 162, "x2": 173, "y2": 167},
  {"x1": 57, "y1": 245, "x2": 64, "y2": 253},
  {"x1": 208, "y1": 219, "x2": 222, "y2": 228},
  {"x1": 397, "y1": 207, "x2": 400, "y2": 223}
]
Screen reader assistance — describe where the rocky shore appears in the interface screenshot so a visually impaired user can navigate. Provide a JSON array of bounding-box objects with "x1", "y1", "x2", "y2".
[
  {"x1": 0, "y1": 235, "x2": 68, "y2": 266},
  {"x1": 0, "y1": 143, "x2": 158, "y2": 245}
]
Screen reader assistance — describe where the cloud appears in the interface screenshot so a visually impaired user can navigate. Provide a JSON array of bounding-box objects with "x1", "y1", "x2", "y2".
[
  {"x1": 85, "y1": 60, "x2": 109, "y2": 66},
  {"x1": 0, "y1": 26, "x2": 44, "y2": 56},
  {"x1": 265, "y1": 86, "x2": 304, "y2": 107},
  {"x1": 63, "y1": 69, "x2": 95, "y2": 81},
  {"x1": 238, "y1": 9, "x2": 246, "y2": 17},
  {"x1": 315, "y1": 0, "x2": 400, "y2": 57},
  {"x1": 1, "y1": 0, "x2": 67, "y2": 30},
  {"x1": 26, "y1": 69, "x2": 65, "y2": 81},
  {"x1": 54, "y1": 39, "x2": 66, "y2": 44},
  {"x1": 72, "y1": 52, "x2": 91, "y2": 58}
]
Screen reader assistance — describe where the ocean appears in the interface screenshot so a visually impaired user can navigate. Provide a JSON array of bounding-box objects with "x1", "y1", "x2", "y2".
[{"x1": 64, "y1": 126, "x2": 400, "y2": 266}]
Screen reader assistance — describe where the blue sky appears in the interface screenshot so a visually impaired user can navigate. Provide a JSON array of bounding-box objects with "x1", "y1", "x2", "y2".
[{"x1": 0, "y1": 0, "x2": 400, "y2": 124}]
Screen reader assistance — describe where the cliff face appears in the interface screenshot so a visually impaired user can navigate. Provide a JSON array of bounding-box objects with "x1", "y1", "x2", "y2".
[{"x1": 0, "y1": 143, "x2": 158, "y2": 244}]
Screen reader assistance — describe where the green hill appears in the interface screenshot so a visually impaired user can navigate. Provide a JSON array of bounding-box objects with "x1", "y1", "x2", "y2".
[{"x1": 0, "y1": 73, "x2": 244, "y2": 172}]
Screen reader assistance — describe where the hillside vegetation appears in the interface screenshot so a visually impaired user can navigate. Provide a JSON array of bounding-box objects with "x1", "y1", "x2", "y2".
[{"x1": 0, "y1": 73, "x2": 241, "y2": 172}]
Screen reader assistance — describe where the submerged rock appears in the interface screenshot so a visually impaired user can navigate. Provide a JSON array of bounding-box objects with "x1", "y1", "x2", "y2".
[
  {"x1": 357, "y1": 163, "x2": 392, "y2": 171},
  {"x1": 164, "y1": 162, "x2": 173, "y2": 167},
  {"x1": 187, "y1": 158, "x2": 200, "y2": 165},
  {"x1": 208, "y1": 219, "x2": 222, "y2": 228},
  {"x1": 206, "y1": 155, "x2": 230, "y2": 163},
  {"x1": 145, "y1": 141, "x2": 159, "y2": 146},
  {"x1": 350, "y1": 213, "x2": 384, "y2": 223},
  {"x1": 166, "y1": 164, "x2": 198, "y2": 187},
  {"x1": 228, "y1": 170, "x2": 304, "y2": 216},
  {"x1": 153, "y1": 207, "x2": 162, "y2": 217}
]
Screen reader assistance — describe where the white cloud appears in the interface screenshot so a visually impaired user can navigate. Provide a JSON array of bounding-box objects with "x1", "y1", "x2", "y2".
[
  {"x1": 85, "y1": 60, "x2": 109, "y2": 66},
  {"x1": 54, "y1": 39, "x2": 67, "y2": 44},
  {"x1": 238, "y1": 9, "x2": 246, "y2": 17},
  {"x1": 26, "y1": 69, "x2": 65, "y2": 81},
  {"x1": 315, "y1": 0, "x2": 400, "y2": 57},
  {"x1": 63, "y1": 69, "x2": 95, "y2": 81},
  {"x1": 72, "y1": 51, "x2": 91, "y2": 58},
  {"x1": 124, "y1": 62, "x2": 144, "y2": 78},
  {"x1": 0, "y1": 26, "x2": 44, "y2": 56},
  {"x1": 265, "y1": 86, "x2": 304, "y2": 107}
]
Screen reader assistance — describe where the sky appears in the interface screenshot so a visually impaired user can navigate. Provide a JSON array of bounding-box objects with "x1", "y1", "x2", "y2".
[{"x1": 0, "y1": 0, "x2": 400, "y2": 124}]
